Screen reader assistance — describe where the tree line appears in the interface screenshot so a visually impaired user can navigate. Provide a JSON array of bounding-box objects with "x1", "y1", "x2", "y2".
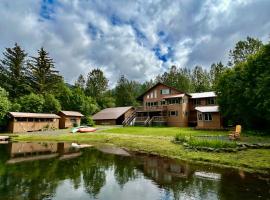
[{"x1": 0, "y1": 36, "x2": 269, "y2": 131}]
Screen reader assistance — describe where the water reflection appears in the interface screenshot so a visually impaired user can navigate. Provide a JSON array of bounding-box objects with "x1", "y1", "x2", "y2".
[{"x1": 0, "y1": 142, "x2": 269, "y2": 200}]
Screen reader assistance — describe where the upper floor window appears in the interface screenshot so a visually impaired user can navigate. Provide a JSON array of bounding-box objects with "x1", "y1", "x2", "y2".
[
  {"x1": 194, "y1": 99, "x2": 201, "y2": 105},
  {"x1": 207, "y1": 98, "x2": 216, "y2": 105},
  {"x1": 154, "y1": 90, "x2": 157, "y2": 98},
  {"x1": 160, "y1": 89, "x2": 170, "y2": 95}
]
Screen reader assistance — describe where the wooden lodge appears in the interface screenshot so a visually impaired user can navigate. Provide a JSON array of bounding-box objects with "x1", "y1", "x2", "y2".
[
  {"x1": 58, "y1": 111, "x2": 84, "y2": 129},
  {"x1": 93, "y1": 82, "x2": 223, "y2": 129},
  {"x1": 93, "y1": 106, "x2": 135, "y2": 125},
  {"x1": 8, "y1": 112, "x2": 60, "y2": 133}
]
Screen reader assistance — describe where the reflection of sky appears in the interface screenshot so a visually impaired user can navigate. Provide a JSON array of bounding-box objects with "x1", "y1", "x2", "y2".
[{"x1": 52, "y1": 167, "x2": 220, "y2": 200}]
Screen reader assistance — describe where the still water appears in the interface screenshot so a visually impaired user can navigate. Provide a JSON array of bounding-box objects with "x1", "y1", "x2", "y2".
[{"x1": 0, "y1": 142, "x2": 269, "y2": 200}]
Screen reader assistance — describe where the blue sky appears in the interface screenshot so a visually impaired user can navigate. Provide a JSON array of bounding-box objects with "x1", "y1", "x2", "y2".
[{"x1": 0, "y1": 0, "x2": 269, "y2": 85}]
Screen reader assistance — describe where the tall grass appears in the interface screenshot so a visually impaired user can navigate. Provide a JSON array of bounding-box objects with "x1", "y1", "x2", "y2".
[
  {"x1": 174, "y1": 133, "x2": 237, "y2": 148},
  {"x1": 187, "y1": 137, "x2": 237, "y2": 148}
]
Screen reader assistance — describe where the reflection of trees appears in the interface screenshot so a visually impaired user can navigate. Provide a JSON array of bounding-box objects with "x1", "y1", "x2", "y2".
[{"x1": 113, "y1": 156, "x2": 140, "y2": 187}]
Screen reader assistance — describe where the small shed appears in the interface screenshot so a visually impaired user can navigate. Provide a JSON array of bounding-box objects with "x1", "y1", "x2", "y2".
[
  {"x1": 195, "y1": 106, "x2": 222, "y2": 129},
  {"x1": 93, "y1": 107, "x2": 134, "y2": 125},
  {"x1": 8, "y1": 112, "x2": 60, "y2": 133},
  {"x1": 58, "y1": 111, "x2": 84, "y2": 129}
]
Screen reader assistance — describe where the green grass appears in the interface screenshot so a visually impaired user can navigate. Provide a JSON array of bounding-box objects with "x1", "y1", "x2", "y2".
[
  {"x1": 9, "y1": 126, "x2": 270, "y2": 174},
  {"x1": 100, "y1": 126, "x2": 227, "y2": 137}
]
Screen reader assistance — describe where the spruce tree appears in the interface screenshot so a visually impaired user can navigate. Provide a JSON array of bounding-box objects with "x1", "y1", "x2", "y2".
[
  {"x1": 28, "y1": 47, "x2": 62, "y2": 94},
  {"x1": 0, "y1": 43, "x2": 30, "y2": 98}
]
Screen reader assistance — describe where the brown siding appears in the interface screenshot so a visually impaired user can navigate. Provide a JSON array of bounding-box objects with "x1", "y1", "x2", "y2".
[
  {"x1": 196, "y1": 112, "x2": 222, "y2": 129},
  {"x1": 95, "y1": 119, "x2": 116, "y2": 125},
  {"x1": 143, "y1": 84, "x2": 181, "y2": 107},
  {"x1": 9, "y1": 119, "x2": 59, "y2": 133},
  {"x1": 167, "y1": 95, "x2": 189, "y2": 127},
  {"x1": 58, "y1": 112, "x2": 82, "y2": 129}
]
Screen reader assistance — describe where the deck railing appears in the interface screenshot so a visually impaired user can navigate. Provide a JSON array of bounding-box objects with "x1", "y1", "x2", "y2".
[{"x1": 136, "y1": 105, "x2": 167, "y2": 112}]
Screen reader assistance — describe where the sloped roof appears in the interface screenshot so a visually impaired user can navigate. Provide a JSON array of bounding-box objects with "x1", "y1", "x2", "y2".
[
  {"x1": 93, "y1": 107, "x2": 133, "y2": 120},
  {"x1": 189, "y1": 91, "x2": 216, "y2": 99},
  {"x1": 137, "y1": 82, "x2": 185, "y2": 101},
  {"x1": 195, "y1": 106, "x2": 219, "y2": 113},
  {"x1": 9, "y1": 112, "x2": 60, "y2": 118},
  {"x1": 59, "y1": 111, "x2": 84, "y2": 117}
]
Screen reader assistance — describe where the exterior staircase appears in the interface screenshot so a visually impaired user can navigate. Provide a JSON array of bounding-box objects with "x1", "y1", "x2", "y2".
[{"x1": 122, "y1": 111, "x2": 136, "y2": 126}]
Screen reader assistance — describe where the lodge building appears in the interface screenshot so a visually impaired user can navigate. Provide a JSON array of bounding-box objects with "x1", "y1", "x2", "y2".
[{"x1": 93, "y1": 82, "x2": 223, "y2": 129}]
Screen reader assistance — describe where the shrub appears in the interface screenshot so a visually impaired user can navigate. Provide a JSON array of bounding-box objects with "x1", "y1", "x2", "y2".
[{"x1": 81, "y1": 116, "x2": 95, "y2": 126}]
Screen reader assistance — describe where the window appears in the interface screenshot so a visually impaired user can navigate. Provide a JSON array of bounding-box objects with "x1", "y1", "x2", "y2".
[
  {"x1": 160, "y1": 89, "x2": 170, "y2": 95},
  {"x1": 147, "y1": 95, "x2": 149, "y2": 99},
  {"x1": 207, "y1": 98, "x2": 216, "y2": 105},
  {"x1": 194, "y1": 99, "x2": 201, "y2": 105},
  {"x1": 198, "y1": 113, "x2": 203, "y2": 120},
  {"x1": 70, "y1": 118, "x2": 77, "y2": 123},
  {"x1": 160, "y1": 100, "x2": 166, "y2": 105},
  {"x1": 204, "y1": 113, "x2": 212, "y2": 121},
  {"x1": 169, "y1": 111, "x2": 178, "y2": 116}
]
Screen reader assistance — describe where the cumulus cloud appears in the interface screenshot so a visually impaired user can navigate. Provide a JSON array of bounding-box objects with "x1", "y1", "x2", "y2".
[{"x1": 0, "y1": 0, "x2": 269, "y2": 85}]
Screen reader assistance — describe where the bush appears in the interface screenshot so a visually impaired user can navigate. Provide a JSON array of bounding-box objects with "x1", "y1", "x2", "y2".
[
  {"x1": 17, "y1": 93, "x2": 44, "y2": 113},
  {"x1": 81, "y1": 116, "x2": 95, "y2": 126},
  {"x1": 43, "y1": 94, "x2": 61, "y2": 113}
]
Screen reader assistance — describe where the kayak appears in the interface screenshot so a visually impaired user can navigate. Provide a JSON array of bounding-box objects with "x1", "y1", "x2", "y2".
[{"x1": 78, "y1": 127, "x2": 97, "y2": 133}]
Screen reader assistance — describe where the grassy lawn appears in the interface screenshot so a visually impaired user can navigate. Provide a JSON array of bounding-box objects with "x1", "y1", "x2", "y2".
[{"x1": 8, "y1": 126, "x2": 270, "y2": 174}]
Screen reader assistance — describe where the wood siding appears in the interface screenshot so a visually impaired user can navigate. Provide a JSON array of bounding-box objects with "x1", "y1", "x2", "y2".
[
  {"x1": 58, "y1": 113, "x2": 82, "y2": 129},
  {"x1": 8, "y1": 119, "x2": 59, "y2": 133},
  {"x1": 196, "y1": 112, "x2": 222, "y2": 129}
]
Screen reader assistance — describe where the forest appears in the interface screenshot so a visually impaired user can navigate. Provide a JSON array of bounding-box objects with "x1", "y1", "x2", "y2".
[{"x1": 0, "y1": 37, "x2": 269, "y2": 131}]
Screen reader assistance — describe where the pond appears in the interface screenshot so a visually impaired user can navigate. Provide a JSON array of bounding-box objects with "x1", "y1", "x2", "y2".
[{"x1": 0, "y1": 142, "x2": 269, "y2": 200}]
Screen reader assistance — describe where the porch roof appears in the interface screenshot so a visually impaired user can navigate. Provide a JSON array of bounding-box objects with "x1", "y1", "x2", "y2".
[{"x1": 195, "y1": 106, "x2": 219, "y2": 113}]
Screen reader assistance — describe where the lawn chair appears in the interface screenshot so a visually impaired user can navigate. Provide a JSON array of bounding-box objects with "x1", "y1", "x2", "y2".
[{"x1": 228, "y1": 125, "x2": 241, "y2": 140}]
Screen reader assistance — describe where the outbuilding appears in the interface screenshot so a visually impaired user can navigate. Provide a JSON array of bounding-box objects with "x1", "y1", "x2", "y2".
[
  {"x1": 58, "y1": 111, "x2": 84, "y2": 129},
  {"x1": 195, "y1": 106, "x2": 223, "y2": 129},
  {"x1": 8, "y1": 112, "x2": 60, "y2": 133},
  {"x1": 93, "y1": 106, "x2": 135, "y2": 125}
]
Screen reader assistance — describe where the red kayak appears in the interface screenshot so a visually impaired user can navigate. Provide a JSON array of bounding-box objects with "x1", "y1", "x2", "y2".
[{"x1": 78, "y1": 127, "x2": 97, "y2": 133}]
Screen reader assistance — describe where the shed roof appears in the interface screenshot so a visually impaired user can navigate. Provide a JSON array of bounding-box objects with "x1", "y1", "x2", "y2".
[
  {"x1": 9, "y1": 112, "x2": 60, "y2": 119},
  {"x1": 195, "y1": 106, "x2": 219, "y2": 113},
  {"x1": 59, "y1": 111, "x2": 84, "y2": 117},
  {"x1": 189, "y1": 91, "x2": 216, "y2": 99},
  {"x1": 93, "y1": 106, "x2": 133, "y2": 120}
]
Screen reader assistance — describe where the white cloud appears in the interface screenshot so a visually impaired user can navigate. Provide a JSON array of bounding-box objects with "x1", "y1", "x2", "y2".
[{"x1": 0, "y1": 0, "x2": 269, "y2": 85}]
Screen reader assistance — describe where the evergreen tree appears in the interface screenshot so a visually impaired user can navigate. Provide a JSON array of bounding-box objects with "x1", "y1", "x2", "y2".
[
  {"x1": 115, "y1": 75, "x2": 138, "y2": 106},
  {"x1": 28, "y1": 47, "x2": 62, "y2": 94},
  {"x1": 85, "y1": 68, "x2": 108, "y2": 98},
  {"x1": 191, "y1": 66, "x2": 211, "y2": 92},
  {"x1": 209, "y1": 62, "x2": 227, "y2": 89},
  {"x1": 0, "y1": 43, "x2": 30, "y2": 98},
  {"x1": 75, "y1": 74, "x2": 86, "y2": 90}
]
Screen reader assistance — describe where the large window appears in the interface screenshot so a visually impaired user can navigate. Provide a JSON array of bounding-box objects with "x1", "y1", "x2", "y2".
[
  {"x1": 167, "y1": 98, "x2": 181, "y2": 105},
  {"x1": 204, "y1": 113, "x2": 212, "y2": 121},
  {"x1": 160, "y1": 89, "x2": 170, "y2": 95}
]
